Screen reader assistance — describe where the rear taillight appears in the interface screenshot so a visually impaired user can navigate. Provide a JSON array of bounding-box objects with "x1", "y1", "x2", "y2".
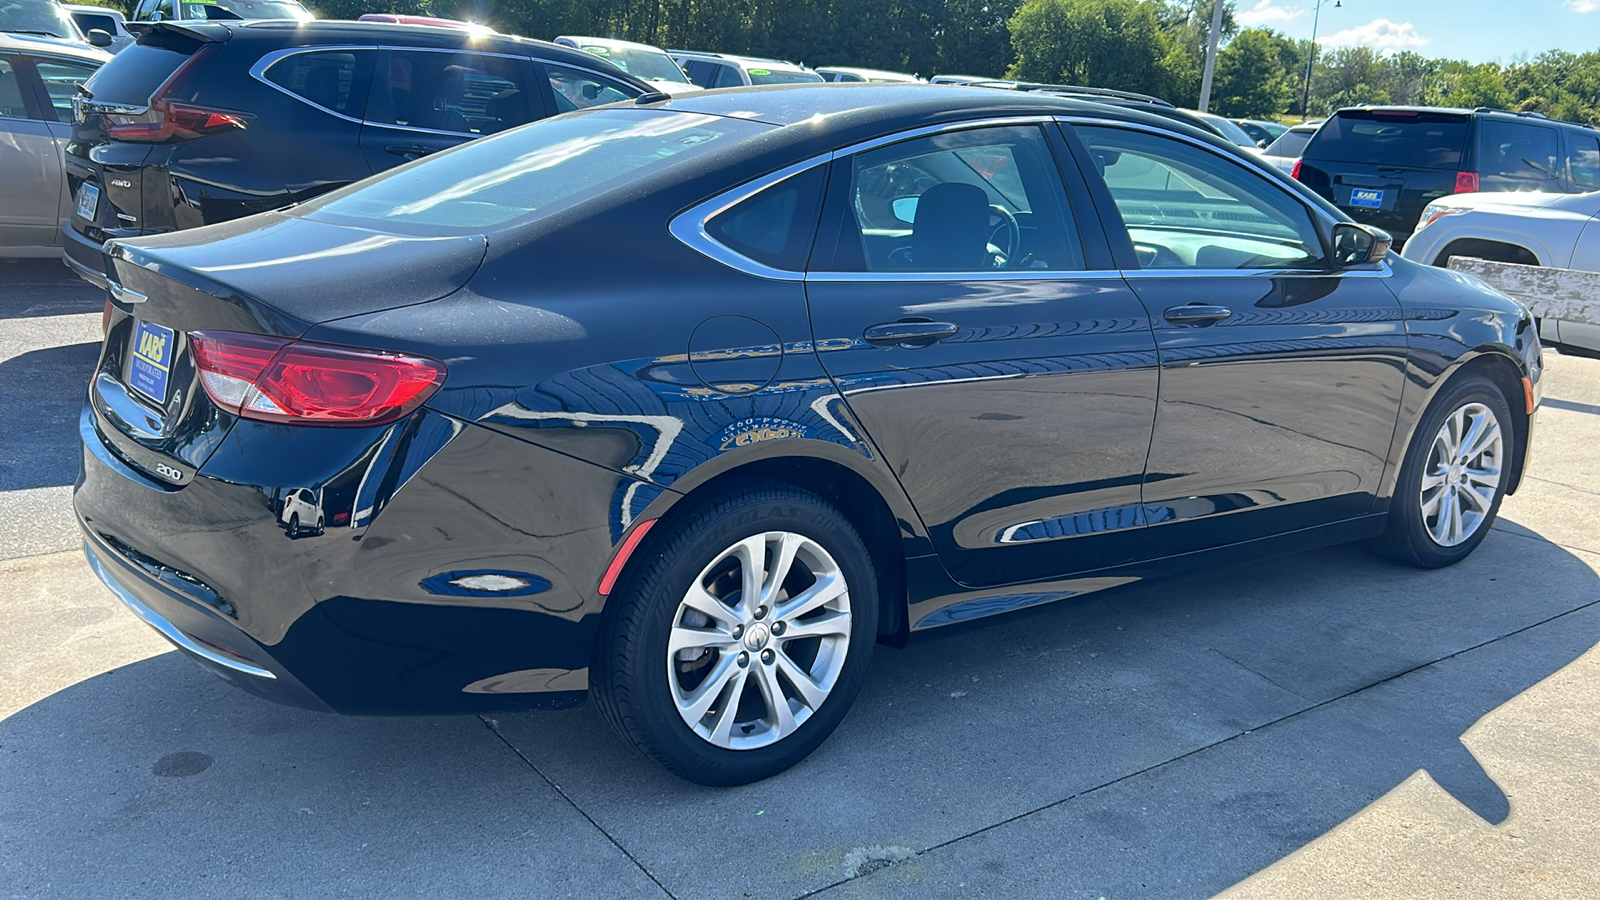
[
  {"x1": 1291, "y1": 160, "x2": 1303, "y2": 181},
  {"x1": 1455, "y1": 171, "x2": 1480, "y2": 193},
  {"x1": 103, "y1": 46, "x2": 252, "y2": 143},
  {"x1": 189, "y1": 331, "x2": 446, "y2": 426}
]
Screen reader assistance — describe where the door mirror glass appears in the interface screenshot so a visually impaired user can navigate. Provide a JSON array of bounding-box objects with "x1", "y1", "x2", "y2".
[
  {"x1": 87, "y1": 29, "x2": 113, "y2": 47},
  {"x1": 1332, "y1": 223, "x2": 1391, "y2": 266},
  {"x1": 890, "y1": 196, "x2": 918, "y2": 224}
]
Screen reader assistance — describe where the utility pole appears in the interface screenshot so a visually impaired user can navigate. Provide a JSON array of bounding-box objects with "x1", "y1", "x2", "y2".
[{"x1": 1198, "y1": 0, "x2": 1226, "y2": 112}]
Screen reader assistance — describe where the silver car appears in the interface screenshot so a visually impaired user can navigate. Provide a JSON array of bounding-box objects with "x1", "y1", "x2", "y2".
[{"x1": 0, "y1": 34, "x2": 107, "y2": 258}]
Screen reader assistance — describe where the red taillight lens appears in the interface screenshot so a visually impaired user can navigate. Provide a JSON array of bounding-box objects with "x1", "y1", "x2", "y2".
[
  {"x1": 1291, "y1": 160, "x2": 1303, "y2": 181},
  {"x1": 189, "y1": 331, "x2": 446, "y2": 426},
  {"x1": 1455, "y1": 171, "x2": 1480, "y2": 193},
  {"x1": 102, "y1": 46, "x2": 251, "y2": 143}
]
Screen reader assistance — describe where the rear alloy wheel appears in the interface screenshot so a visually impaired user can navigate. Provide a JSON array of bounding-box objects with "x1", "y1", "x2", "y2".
[
  {"x1": 593, "y1": 484, "x2": 878, "y2": 785},
  {"x1": 1372, "y1": 375, "x2": 1513, "y2": 568}
]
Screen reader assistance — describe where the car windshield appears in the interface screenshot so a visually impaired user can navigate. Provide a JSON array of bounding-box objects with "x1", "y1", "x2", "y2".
[
  {"x1": 1, "y1": 0, "x2": 80, "y2": 38},
  {"x1": 1307, "y1": 111, "x2": 1469, "y2": 169},
  {"x1": 1265, "y1": 129, "x2": 1313, "y2": 158},
  {"x1": 300, "y1": 109, "x2": 770, "y2": 233},
  {"x1": 180, "y1": 0, "x2": 311, "y2": 20},
  {"x1": 747, "y1": 68, "x2": 823, "y2": 85},
  {"x1": 578, "y1": 44, "x2": 687, "y2": 83}
]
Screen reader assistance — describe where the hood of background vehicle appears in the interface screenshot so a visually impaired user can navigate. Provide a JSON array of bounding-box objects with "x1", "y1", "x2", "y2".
[
  {"x1": 1437, "y1": 190, "x2": 1578, "y2": 212},
  {"x1": 108, "y1": 212, "x2": 487, "y2": 335}
]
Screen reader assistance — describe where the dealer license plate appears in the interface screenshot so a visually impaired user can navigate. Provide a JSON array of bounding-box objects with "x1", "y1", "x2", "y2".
[
  {"x1": 128, "y1": 320, "x2": 174, "y2": 405},
  {"x1": 1349, "y1": 188, "x2": 1385, "y2": 209}
]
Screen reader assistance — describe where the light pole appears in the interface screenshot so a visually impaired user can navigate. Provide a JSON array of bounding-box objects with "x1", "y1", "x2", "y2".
[
  {"x1": 1301, "y1": 0, "x2": 1341, "y2": 122},
  {"x1": 1198, "y1": 0, "x2": 1227, "y2": 113}
]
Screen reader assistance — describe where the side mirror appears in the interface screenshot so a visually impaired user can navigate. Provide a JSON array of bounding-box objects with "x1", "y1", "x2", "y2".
[
  {"x1": 1332, "y1": 222, "x2": 1392, "y2": 267},
  {"x1": 87, "y1": 28, "x2": 113, "y2": 47},
  {"x1": 891, "y1": 196, "x2": 919, "y2": 224},
  {"x1": 581, "y1": 83, "x2": 601, "y2": 101},
  {"x1": 149, "y1": 10, "x2": 162, "y2": 20}
]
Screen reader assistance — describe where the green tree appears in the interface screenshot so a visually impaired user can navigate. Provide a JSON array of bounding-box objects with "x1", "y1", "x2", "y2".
[
  {"x1": 1212, "y1": 27, "x2": 1291, "y2": 117},
  {"x1": 1006, "y1": 0, "x2": 1179, "y2": 97}
]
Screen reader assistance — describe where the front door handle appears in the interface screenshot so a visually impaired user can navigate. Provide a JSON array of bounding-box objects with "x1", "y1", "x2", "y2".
[
  {"x1": 863, "y1": 319, "x2": 959, "y2": 348},
  {"x1": 1163, "y1": 304, "x2": 1233, "y2": 327},
  {"x1": 385, "y1": 143, "x2": 438, "y2": 160}
]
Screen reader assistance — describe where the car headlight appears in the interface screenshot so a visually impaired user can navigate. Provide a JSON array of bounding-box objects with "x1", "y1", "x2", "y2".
[{"x1": 1417, "y1": 204, "x2": 1469, "y2": 232}]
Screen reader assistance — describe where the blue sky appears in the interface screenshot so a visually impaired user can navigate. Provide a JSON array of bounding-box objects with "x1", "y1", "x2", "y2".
[{"x1": 1235, "y1": 0, "x2": 1600, "y2": 63}]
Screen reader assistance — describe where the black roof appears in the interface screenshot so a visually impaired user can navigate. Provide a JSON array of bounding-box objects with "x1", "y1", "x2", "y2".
[{"x1": 158, "y1": 19, "x2": 646, "y2": 86}]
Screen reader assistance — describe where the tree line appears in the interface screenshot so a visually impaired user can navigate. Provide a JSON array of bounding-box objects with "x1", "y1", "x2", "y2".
[{"x1": 87, "y1": 0, "x2": 1600, "y2": 124}]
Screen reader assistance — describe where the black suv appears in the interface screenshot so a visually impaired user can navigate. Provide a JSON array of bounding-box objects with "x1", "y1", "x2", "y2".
[
  {"x1": 1294, "y1": 106, "x2": 1600, "y2": 246},
  {"x1": 63, "y1": 20, "x2": 648, "y2": 286}
]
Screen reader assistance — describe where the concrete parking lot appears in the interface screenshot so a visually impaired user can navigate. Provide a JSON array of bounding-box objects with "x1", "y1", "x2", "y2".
[{"x1": 3, "y1": 257, "x2": 1598, "y2": 898}]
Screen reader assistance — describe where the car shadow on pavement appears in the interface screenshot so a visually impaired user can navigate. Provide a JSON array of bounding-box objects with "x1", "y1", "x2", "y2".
[
  {"x1": 0, "y1": 342, "x2": 98, "y2": 491},
  {"x1": 0, "y1": 260, "x2": 105, "y2": 320},
  {"x1": 2, "y1": 532, "x2": 1596, "y2": 899}
]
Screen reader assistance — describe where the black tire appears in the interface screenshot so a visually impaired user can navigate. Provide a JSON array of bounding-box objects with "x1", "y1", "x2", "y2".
[
  {"x1": 1370, "y1": 374, "x2": 1514, "y2": 568},
  {"x1": 592, "y1": 483, "x2": 879, "y2": 786},
  {"x1": 288, "y1": 513, "x2": 300, "y2": 538}
]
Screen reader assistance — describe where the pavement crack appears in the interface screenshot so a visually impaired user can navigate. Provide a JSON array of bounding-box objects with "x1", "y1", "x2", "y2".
[
  {"x1": 1525, "y1": 474, "x2": 1600, "y2": 499},
  {"x1": 793, "y1": 590, "x2": 1600, "y2": 900},
  {"x1": 479, "y1": 715, "x2": 678, "y2": 900},
  {"x1": 1490, "y1": 524, "x2": 1600, "y2": 558},
  {"x1": 1207, "y1": 647, "x2": 1311, "y2": 701}
]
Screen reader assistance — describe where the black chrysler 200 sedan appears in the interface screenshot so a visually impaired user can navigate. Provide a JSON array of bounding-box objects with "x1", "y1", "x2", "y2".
[{"x1": 76, "y1": 85, "x2": 1542, "y2": 785}]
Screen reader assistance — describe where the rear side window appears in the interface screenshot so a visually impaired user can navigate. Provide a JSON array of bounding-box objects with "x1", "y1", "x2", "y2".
[
  {"x1": 0, "y1": 59, "x2": 29, "y2": 119},
  {"x1": 81, "y1": 33, "x2": 199, "y2": 106},
  {"x1": 369, "y1": 50, "x2": 534, "y2": 135},
  {"x1": 1476, "y1": 120, "x2": 1561, "y2": 189},
  {"x1": 1306, "y1": 111, "x2": 1468, "y2": 169},
  {"x1": 1569, "y1": 133, "x2": 1600, "y2": 190},
  {"x1": 301, "y1": 109, "x2": 769, "y2": 233},
  {"x1": 712, "y1": 64, "x2": 744, "y2": 88},
  {"x1": 1265, "y1": 129, "x2": 1311, "y2": 158},
  {"x1": 706, "y1": 166, "x2": 826, "y2": 272},
  {"x1": 263, "y1": 50, "x2": 373, "y2": 118}
]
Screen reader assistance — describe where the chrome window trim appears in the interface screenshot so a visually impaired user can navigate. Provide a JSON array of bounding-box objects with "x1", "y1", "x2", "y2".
[
  {"x1": 1118, "y1": 261, "x2": 1392, "y2": 279},
  {"x1": 249, "y1": 44, "x2": 634, "y2": 135},
  {"x1": 673, "y1": 115, "x2": 1111, "y2": 282}
]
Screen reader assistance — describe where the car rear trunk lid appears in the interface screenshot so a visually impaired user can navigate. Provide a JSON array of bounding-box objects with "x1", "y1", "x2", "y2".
[{"x1": 89, "y1": 215, "x2": 486, "y2": 484}]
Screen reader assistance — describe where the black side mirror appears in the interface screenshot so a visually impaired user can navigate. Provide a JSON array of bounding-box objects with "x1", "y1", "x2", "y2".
[
  {"x1": 1332, "y1": 223, "x2": 1393, "y2": 267},
  {"x1": 581, "y1": 83, "x2": 601, "y2": 101},
  {"x1": 87, "y1": 28, "x2": 113, "y2": 47}
]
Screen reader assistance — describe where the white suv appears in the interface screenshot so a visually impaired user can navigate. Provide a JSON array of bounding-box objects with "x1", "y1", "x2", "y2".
[
  {"x1": 669, "y1": 51, "x2": 822, "y2": 88},
  {"x1": 1402, "y1": 189, "x2": 1600, "y2": 354}
]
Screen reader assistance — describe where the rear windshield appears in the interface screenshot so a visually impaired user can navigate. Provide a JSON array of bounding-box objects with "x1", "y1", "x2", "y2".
[
  {"x1": 747, "y1": 68, "x2": 823, "y2": 85},
  {"x1": 81, "y1": 32, "x2": 199, "y2": 106},
  {"x1": 300, "y1": 109, "x2": 770, "y2": 233},
  {"x1": 1305, "y1": 111, "x2": 1469, "y2": 170}
]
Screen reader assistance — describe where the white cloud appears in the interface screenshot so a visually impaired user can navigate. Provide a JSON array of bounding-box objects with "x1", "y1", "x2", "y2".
[
  {"x1": 1237, "y1": 0, "x2": 1306, "y2": 28},
  {"x1": 1567, "y1": 0, "x2": 1599, "y2": 13},
  {"x1": 1322, "y1": 18, "x2": 1431, "y2": 53}
]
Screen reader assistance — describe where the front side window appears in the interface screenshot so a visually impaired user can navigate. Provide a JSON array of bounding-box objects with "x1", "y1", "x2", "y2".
[
  {"x1": 369, "y1": 51, "x2": 533, "y2": 135},
  {"x1": 34, "y1": 59, "x2": 100, "y2": 121},
  {"x1": 1478, "y1": 120, "x2": 1561, "y2": 189},
  {"x1": 545, "y1": 63, "x2": 634, "y2": 113},
  {"x1": 1077, "y1": 125, "x2": 1326, "y2": 270},
  {"x1": 1568, "y1": 133, "x2": 1600, "y2": 191},
  {"x1": 825, "y1": 124, "x2": 1084, "y2": 273},
  {"x1": 264, "y1": 50, "x2": 373, "y2": 118}
]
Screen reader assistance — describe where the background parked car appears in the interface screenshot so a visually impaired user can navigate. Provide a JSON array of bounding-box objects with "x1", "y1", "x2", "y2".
[
  {"x1": 0, "y1": 32, "x2": 105, "y2": 257},
  {"x1": 127, "y1": 0, "x2": 312, "y2": 25},
  {"x1": 554, "y1": 36, "x2": 699, "y2": 94},
  {"x1": 1402, "y1": 188, "x2": 1600, "y2": 355},
  {"x1": 1260, "y1": 121, "x2": 1320, "y2": 173},
  {"x1": 64, "y1": 4, "x2": 131, "y2": 51},
  {"x1": 1233, "y1": 118, "x2": 1285, "y2": 147},
  {"x1": 1194, "y1": 110, "x2": 1259, "y2": 151},
  {"x1": 815, "y1": 66, "x2": 921, "y2": 83},
  {"x1": 929, "y1": 74, "x2": 990, "y2": 84},
  {"x1": 669, "y1": 50, "x2": 822, "y2": 87},
  {"x1": 62, "y1": 19, "x2": 649, "y2": 286},
  {"x1": 2, "y1": 0, "x2": 89, "y2": 44},
  {"x1": 1293, "y1": 105, "x2": 1600, "y2": 246}
]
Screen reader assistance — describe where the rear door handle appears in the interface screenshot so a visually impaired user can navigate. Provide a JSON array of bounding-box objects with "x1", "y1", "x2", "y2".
[
  {"x1": 863, "y1": 320, "x2": 959, "y2": 348},
  {"x1": 1163, "y1": 304, "x2": 1232, "y2": 327},
  {"x1": 385, "y1": 143, "x2": 438, "y2": 160}
]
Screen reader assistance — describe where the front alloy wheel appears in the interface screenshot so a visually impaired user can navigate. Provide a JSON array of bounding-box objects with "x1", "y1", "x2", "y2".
[{"x1": 1419, "y1": 402, "x2": 1504, "y2": 547}]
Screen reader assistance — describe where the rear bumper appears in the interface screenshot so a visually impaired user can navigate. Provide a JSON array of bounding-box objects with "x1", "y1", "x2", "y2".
[{"x1": 61, "y1": 222, "x2": 109, "y2": 289}]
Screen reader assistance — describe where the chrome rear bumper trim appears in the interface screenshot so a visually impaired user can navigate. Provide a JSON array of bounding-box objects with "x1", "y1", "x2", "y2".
[{"x1": 84, "y1": 541, "x2": 277, "y2": 680}]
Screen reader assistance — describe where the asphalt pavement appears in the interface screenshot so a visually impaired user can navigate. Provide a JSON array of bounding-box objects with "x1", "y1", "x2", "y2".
[{"x1": 2, "y1": 259, "x2": 1598, "y2": 898}]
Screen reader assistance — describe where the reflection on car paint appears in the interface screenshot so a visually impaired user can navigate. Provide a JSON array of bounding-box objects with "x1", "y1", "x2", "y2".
[{"x1": 420, "y1": 569, "x2": 553, "y2": 597}]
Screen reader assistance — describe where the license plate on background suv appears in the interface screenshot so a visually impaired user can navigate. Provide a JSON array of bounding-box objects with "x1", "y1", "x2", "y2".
[
  {"x1": 128, "y1": 320, "x2": 174, "y2": 405},
  {"x1": 75, "y1": 182, "x2": 100, "y2": 220},
  {"x1": 1349, "y1": 188, "x2": 1385, "y2": 209}
]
